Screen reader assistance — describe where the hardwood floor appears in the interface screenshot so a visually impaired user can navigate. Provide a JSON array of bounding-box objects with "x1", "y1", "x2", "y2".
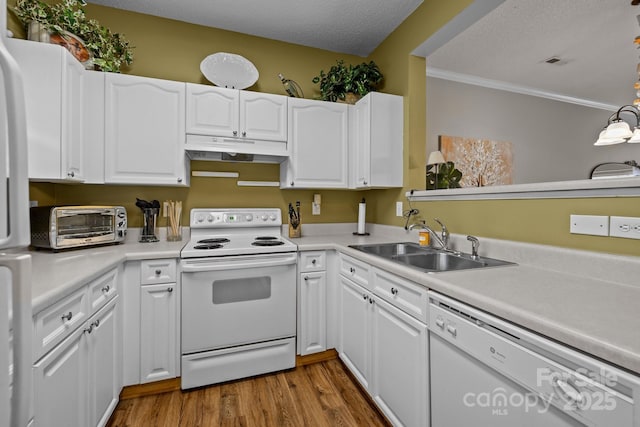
[{"x1": 107, "y1": 359, "x2": 390, "y2": 427}]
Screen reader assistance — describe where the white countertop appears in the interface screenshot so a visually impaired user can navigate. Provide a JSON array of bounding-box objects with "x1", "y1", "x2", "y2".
[{"x1": 23, "y1": 223, "x2": 640, "y2": 376}]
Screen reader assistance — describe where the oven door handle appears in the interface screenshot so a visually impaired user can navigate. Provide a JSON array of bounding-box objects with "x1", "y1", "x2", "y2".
[{"x1": 181, "y1": 253, "x2": 297, "y2": 272}]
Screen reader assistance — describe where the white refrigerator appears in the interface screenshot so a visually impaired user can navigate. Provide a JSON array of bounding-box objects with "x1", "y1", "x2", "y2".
[{"x1": 1, "y1": 0, "x2": 33, "y2": 425}]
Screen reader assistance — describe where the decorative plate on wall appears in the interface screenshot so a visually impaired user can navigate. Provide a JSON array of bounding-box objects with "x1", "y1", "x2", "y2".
[{"x1": 200, "y1": 52, "x2": 259, "y2": 89}]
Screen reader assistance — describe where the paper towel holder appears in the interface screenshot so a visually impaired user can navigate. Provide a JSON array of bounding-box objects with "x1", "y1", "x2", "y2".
[{"x1": 353, "y1": 198, "x2": 370, "y2": 236}]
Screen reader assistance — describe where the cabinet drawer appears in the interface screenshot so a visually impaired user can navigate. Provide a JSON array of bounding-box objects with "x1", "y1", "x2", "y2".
[
  {"x1": 372, "y1": 268, "x2": 428, "y2": 323},
  {"x1": 140, "y1": 259, "x2": 177, "y2": 284},
  {"x1": 33, "y1": 286, "x2": 89, "y2": 361},
  {"x1": 339, "y1": 254, "x2": 371, "y2": 290},
  {"x1": 88, "y1": 268, "x2": 118, "y2": 314},
  {"x1": 299, "y1": 251, "x2": 326, "y2": 272}
]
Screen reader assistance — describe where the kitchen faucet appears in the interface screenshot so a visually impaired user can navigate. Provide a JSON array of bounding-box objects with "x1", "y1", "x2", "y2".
[{"x1": 409, "y1": 218, "x2": 450, "y2": 251}]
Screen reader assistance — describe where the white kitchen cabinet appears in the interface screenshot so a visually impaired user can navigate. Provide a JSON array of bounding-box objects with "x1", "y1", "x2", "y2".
[
  {"x1": 339, "y1": 275, "x2": 371, "y2": 389},
  {"x1": 186, "y1": 84, "x2": 288, "y2": 143},
  {"x1": 6, "y1": 39, "x2": 85, "y2": 182},
  {"x1": 139, "y1": 259, "x2": 179, "y2": 384},
  {"x1": 298, "y1": 251, "x2": 327, "y2": 355},
  {"x1": 105, "y1": 73, "x2": 189, "y2": 186},
  {"x1": 349, "y1": 92, "x2": 403, "y2": 189},
  {"x1": 33, "y1": 297, "x2": 119, "y2": 427},
  {"x1": 281, "y1": 98, "x2": 349, "y2": 188}
]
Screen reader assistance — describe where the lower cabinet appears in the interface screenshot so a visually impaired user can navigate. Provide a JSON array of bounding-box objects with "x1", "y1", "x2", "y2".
[
  {"x1": 33, "y1": 296, "x2": 119, "y2": 427},
  {"x1": 140, "y1": 283, "x2": 178, "y2": 383},
  {"x1": 298, "y1": 251, "x2": 327, "y2": 356},
  {"x1": 339, "y1": 259, "x2": 429, "y2": 427}
]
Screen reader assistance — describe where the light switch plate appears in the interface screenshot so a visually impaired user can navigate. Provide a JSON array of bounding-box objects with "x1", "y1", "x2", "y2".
[
  {"x1": 396, "y1": 202, "x2": 403, "y2": 217},
  {"x1": 569, "y1": 215, "x2": 609, "y2": 236},
  {"x1": 609, "y1": 216, "x2": 640, "y2": 239}
]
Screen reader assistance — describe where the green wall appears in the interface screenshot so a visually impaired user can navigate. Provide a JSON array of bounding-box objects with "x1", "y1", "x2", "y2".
[{"x1": 11, "y1": 1, "x2": 640, "y2": 256}]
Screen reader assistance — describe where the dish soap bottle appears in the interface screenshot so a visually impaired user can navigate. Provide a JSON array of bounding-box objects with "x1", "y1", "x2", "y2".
[{"x1": 278, "y1": 73, "x2": 303, "y2": 98}]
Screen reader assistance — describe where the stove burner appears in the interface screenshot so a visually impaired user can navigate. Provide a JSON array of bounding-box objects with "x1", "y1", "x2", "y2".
[
  {"x1": 197, "y1": 238, "x2": 231, "y2": 244},
  {"x1": 194, "y1": 244, "x2": 224, "y2": 250},
  {"x1": 252, "y1": 240, "x2": 285, "y2": 247},
  {"x1": 254, "y1": 236, "x2": 278, "y2": 241}
]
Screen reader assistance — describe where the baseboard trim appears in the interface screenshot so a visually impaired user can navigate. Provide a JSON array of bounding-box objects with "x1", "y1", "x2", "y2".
[
  {"x1": 296, "y1": 349, "x2": 338, "y2": 367},
  {"x1": 120, "y1": 378, "x2": 181, "y2": 400}
]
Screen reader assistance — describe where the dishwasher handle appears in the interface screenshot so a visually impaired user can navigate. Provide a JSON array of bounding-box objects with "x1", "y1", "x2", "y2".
[{"x1": 182, "y1": 253, "x2": 297, "y2": 272}]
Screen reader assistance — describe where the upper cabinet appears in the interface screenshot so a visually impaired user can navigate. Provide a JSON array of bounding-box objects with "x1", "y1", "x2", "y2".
[
  {"x1": 349, "y1": 92, "x2": 403, "y2": 189},
  {"x1": 7, "y1": 39, "x2": 85, "y2": 182},
  {"x1": 185, "y1": 84, "x2": 288, "y2": 156},
  {"x1": 281, "y1": 98, "x2": 349, "y2": 189},
  {"x1": 105, "y1": 74, "x2": 189, "y2": 186}
]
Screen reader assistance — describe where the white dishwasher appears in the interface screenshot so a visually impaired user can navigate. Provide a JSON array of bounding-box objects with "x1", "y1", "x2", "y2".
[{"x1": 428, "y1": 291, "x2": 640, "y2": 427}]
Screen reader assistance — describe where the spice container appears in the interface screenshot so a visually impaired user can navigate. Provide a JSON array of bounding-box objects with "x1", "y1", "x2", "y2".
[{"x1": 419, "y1": 230, "x2": 430, "y2": 246}]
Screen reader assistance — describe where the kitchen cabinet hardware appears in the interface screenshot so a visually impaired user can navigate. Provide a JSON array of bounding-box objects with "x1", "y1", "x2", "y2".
[
  {"x1": 93, "y1": 319, "x2": 100, "y2": 328},
  {"x1": 363, "y1": 181, "x2": 367, "y2": 185},
  {"x1": 155, "y1": 269, "x2": 161, "y2": 275},
  {"x1": 177, "y1": 177, "x2": 183, "y2": 183},
  {"x1": 242, "y1": 131, "x2": 246, "y2": 136},
  {"x1": 350, "y1": 267, "x2": 355, "y2": 273},
  {"x1": 311, "y1": 259, "x2": 317, "y2": 265},
  {"x1": 363, "y1": 294, "x2": 368, "y2": 300},
  {"x1": 391, "y1": 287, "x2": 398, "y2": 295},
  {"x1": 233, "y1": 130, "x2": 238, "y2": 136},
  {"x1": 304, "y1": 276, "x2": 309, "y2": 281},
  {"x1": 369, "y1": 296, "x2": 374, "y2": 304},
  {"x1": 167, "y1": 287, "x2": 173, "y2": 293},
  {"x1": 102, "y1": 285, "x2": 110, "y2": 293},
  {"x1": 290, "y1": 181, "x2": 294, "y2": 186},
  {"x1": 67, "y1": 171, "x2": 75, "y2": 178},
  {"x1": 61, "y1": 311, "x2": 73, "y2": 321},
  {"x1": 84, "y1": 324, "x2": 94, "y2": 334}
]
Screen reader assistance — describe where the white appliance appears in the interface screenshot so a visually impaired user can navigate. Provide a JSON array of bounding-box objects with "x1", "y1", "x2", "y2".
[
  {"x1": 0, "y1": 4, "x2": 33, "y2": 426},
  {"x1": 180, "y1": 208, "x2": 297, "y2": 389},
  {"x1": 429, "y1": 291, "x2": 640, "y2": 426}
]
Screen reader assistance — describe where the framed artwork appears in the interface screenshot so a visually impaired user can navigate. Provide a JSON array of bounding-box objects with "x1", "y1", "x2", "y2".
[{"x1": 439, "y1": 135, "x2": 514, "y2": 187}]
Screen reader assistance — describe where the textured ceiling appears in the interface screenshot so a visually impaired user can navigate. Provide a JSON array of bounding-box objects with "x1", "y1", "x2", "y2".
[
  {"x1": 87, "y1": 0, "x2": 423, "y2": 57},
  {"x1": 426, "y1": 0, "x2": 639, "y2": 108}
]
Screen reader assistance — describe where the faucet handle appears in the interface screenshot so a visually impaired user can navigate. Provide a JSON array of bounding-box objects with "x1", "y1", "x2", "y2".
[{"x1": 467, "y1": 235, "x2": 480, "y2": 258}]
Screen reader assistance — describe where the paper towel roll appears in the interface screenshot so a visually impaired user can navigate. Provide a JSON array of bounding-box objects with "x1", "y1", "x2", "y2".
[{"x1": 357, "y1": 200, "x2": 366, "y2": 234}]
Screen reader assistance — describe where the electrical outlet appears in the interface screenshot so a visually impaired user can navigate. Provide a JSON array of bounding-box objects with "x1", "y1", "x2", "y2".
[
  {"x1": 609, "y1": 216, "x2": 640, "y2": 240},
  {"x1": 396, "y1": 202, "x2": 403, "y2": 217},
  {"x1": 312, "y1": 202, "x2": 320, "y2": 215},
  {"x1": 569, "y1": 215, "x2": 609, "y2": 236}
]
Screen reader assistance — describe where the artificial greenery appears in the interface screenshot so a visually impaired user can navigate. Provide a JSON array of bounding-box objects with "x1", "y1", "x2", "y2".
[
  {"x1": 13, "y1": 0, "x2": 133, "y2": 72},
  {"x1": 426, "y1": 161, "x2": 463, "y2": 190},
  {"x1": 312, "y1": 59, "x2": 383, "y2": 102}
]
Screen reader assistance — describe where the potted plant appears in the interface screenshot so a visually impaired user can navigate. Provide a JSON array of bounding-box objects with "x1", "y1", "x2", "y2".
[
  {"x1": 13, "y1": 0, "x2": 133, "y2": 72},
  {"x1": 312, "y1": 59, "x2": 383, "y2": 103},
  {"x1": 426, "y1": 161, "x2": 463, "y2": 190}
]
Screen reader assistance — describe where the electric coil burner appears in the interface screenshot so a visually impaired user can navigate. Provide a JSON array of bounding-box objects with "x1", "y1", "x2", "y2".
[{"x1": 180, "y1": 208, "x2": 298, "y2": 390}]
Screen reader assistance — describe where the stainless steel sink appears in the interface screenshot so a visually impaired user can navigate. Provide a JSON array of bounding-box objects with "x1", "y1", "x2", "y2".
[{"x1": 349, "y1": 242, "x2": 515, "y2": 273}]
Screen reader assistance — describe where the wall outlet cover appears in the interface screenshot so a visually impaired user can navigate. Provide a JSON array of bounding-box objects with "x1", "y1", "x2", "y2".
[
  {"x1": 396, "y1": 201, "x2": 403, "y2": 217},
  {"x1": 569, "y1": 214, "x2": 609, "y2": 236},
  {"x1": 609, "y1": 216, "x2": 640, "y2": 240}
]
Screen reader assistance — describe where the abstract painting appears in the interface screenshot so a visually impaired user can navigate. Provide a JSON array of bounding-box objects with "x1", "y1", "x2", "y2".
[{"x1": 439, "y1": 135, "x2": 514, "y2": 187}]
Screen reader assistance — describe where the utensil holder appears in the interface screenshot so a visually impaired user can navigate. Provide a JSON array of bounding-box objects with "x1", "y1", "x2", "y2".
[
  {"x1": 139, "y1": 207, "x2": 159, "y2": 243},
  {"x1": 166, "y1": 200, "x2": 183, "y2": 242},
  {"x1": 289, "y1": 224, "x2": 301, "y2": 238}
]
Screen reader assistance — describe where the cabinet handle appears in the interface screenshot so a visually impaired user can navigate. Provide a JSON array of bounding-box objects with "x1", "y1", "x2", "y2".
[
  {"x1": 349, "y1": 267, "x2": 355, "y2": 273},
  {"x1": 84, "y1": 324, "x2": 93, "y2": 334},
  {"x1": 61, "y1": 312, "x2": 73, "y2": 322},
  {"x1": 290, "y1": 181, "x2": 294, "y2": 186},
  {"x1": 93, "y1": 319, "x2": 100, "y2": 328},
  {"x1": 67, "y1": 171, "x2": 75, "y2": 178},
  {"x1": 311, "y1": 259, "x2": 317, "y2": 265},
  {"x1": 242, "y1": 131, "x2": 246, "y2": 137},
  {"x1": 233, "y1": 130, "x2": 238, "y2": 136},
  {"x1": 369, "y1": 296, "x2": 374, "y2": 305},
  {"x1": 167, "y1": 287, "x2": 173, "y2": 293},
  {"x1": 101, "y1": 285, "x2": 110, "y2": 293},
  {"x1": 155, "y1": 269, "x2": 162, "y2": 275},
  {"x1": 391, "y1": 287, "x2": 398, "y2": 296},
  {"x1": 304, "y1": 276, "x2": 308, "y2": 281},
  {"x1": 363, "y1": 294, "x2": 368, "y2": 300},
  {"x1": 363, "y1": 180, "x2": 367, "y2": 185},
  {"x1": 177, "y1": 177, "x2": 183, "y2": 183}
]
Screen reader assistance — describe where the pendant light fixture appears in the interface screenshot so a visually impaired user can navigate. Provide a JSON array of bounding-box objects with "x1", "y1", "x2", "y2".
[{"x1": 594, "y1": 105, "x2": 640, "y2": 145}]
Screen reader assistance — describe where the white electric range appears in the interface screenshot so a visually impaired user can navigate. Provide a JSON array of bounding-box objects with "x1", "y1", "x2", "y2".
[{"x1": 180, "y1": 208, "x2": 298, "y2": 389}]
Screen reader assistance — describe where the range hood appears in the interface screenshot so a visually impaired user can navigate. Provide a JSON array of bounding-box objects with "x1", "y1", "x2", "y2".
[{"x1": 185, "y1": 134, "x2": 288, "y2": 164}]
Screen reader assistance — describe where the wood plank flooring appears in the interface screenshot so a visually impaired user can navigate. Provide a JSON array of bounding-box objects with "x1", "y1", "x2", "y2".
[{"x1": 106, "y1": 359, "x2": 390, "y2": 427}]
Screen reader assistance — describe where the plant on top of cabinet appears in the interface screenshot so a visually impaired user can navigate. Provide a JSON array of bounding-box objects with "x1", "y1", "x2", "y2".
[
  {"x1": 312, "y1": 60, "x2": 383, "y2": 103},
  {"x1": 13, "y1": 0, "x2": 133, "y2": 72}
]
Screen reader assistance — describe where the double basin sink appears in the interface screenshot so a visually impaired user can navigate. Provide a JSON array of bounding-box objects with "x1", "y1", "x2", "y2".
[{"x1": 349, "y1": 242, "x2": 515, "y2": 273}]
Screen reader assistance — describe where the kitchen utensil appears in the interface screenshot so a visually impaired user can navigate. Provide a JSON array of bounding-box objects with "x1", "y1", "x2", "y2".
[
  {"x1": 140, "y1": 207, "x2": 159, "y2": 243},
  {"x1": 166, "y1": 200, "x2": 182, "y2": 241}
]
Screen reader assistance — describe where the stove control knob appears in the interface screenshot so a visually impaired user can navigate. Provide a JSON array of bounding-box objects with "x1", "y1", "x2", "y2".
[
  {"x1": 269, "y1": 214, "x2": 277, "y2": 221},
  {"x1": 261, "y1": 214, "x2": 268, "y2": 221},
  {"x1": 245, "y1": 214, "x2": 253, "y2": 222},
  {"x1": 207, "y1": 214, "x2": 214, "y2": 222},
  {"x1": 195, "y1": 214, "x2": 205, "y2": 223}
]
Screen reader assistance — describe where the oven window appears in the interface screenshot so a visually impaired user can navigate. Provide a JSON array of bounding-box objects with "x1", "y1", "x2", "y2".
[
  {"x1": 57, "y1": 213, "x2": 113, "y2": 236},
  {"x1": 212, "y1": 277, "x2": 271, "y2": 304}
]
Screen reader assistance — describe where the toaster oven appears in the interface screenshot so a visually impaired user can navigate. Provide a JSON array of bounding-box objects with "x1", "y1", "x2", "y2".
[{"x1": 30, "y1": 206, "x2": 127, "y2": 250}]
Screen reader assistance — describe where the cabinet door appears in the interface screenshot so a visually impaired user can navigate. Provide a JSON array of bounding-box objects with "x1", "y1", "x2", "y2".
[
  {"x1": 282, "y1": 99, "x2": 348, "y2": 188},
  {"x1": 140, "y1": 283, "x2": 177, "y2": 383},
  {"x1": 33, "y1": 326, "x2": 87, "y2": 427},
  {"x1": 61, "y1": 53, "x2": 84, "y2": 181},
  {"x1": 88, "y1": 298, "x2": 120, "y2": 427},
  {"x1": 240, "y1": 91, "x2": 287, "y2": 141},
  {"x1": 299, "y1": 271, "x2": 326, "y2": 355},
  {"x1": 186, "y1": 84, "x2": 238, "y2": 137},
  {"x1": 105, "y1": 74, "x2": 187, "y2": 186},
  {"x1": 339, "y1": 276, "x2": 370, "y2": 389},
  {"x1": 371, "y1": 296, "x2": 428, "y2": 427},
  {"x1": 350, "y1": 95, "x2": 371, "y2": 188}
]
